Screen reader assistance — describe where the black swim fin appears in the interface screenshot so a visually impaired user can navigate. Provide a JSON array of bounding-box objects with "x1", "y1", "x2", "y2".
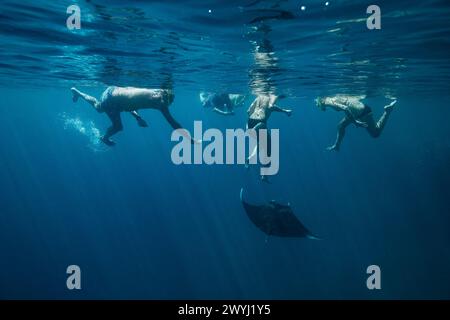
[{"x1": 101, "y1": 136, "x2": 116, "y2": 147}]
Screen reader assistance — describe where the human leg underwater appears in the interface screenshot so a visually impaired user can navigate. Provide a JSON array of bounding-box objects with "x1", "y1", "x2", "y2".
[
  {"x1": 101, "y1": 111, "x2": 123, "y2": 146},
  {"x1": 365, "y1": 100, "x2": 396, "y2": 138},
  {"x1": 71, "y1": 87, "x2": 101, "y2": 111}
]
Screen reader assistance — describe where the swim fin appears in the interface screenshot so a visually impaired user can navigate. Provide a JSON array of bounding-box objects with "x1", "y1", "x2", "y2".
[{"x1": 101, "y1": 136, "x2": 116, "y2": 146}]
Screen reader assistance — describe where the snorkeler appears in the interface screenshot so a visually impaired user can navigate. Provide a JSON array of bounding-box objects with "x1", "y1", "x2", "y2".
[
  {"x1": 199, "y1": 92, "x2": 246, "y2": 115},
  {"x1": 316, "y1": 95, "x2": 397, "y2": 151},
  {"x1": 244, "y1": 21, "x2": 293, "y2": 182},
  {"x1": 71, "y1": 86, "x2": 193, "y2": 146},
  {"x1": 246, "y1": 94, "x2": 292, "y2": 181}
]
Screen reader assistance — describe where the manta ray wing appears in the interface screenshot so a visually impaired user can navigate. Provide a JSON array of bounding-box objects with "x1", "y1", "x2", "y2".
[{"x1": 240, "y1": 189, "x2": 273, "y2": 234}]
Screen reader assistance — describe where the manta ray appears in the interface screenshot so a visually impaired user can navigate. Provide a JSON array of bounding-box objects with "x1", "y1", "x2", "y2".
[{"x1": 240, "y1": 188, "x2": 320, "y2": 239}]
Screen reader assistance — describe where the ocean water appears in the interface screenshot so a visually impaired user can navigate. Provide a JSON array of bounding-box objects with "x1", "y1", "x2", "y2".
[{"x1": 1, "y1": 0, "x2": 450, "y2": 299}]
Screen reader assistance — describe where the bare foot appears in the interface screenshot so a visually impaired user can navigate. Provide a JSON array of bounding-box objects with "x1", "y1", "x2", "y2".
[
  {"x1": 384, "y1": 100, "x2": 397, "y2": 113},
  {"x1": 326, "y1": 145, "x2": 339, "y2": 152}
]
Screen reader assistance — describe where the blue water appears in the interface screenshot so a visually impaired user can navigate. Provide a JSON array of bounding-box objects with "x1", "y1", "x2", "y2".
[{"x1": 1, "y1": 0, "x2": 450, "y2": 299}]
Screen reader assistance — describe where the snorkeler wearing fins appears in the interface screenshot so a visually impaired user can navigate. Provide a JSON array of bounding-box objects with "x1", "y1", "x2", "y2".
[
  {"x1": 246, "y1": 93, "x2": 292, "y2": 182},
  {"x1": 199, "y1": 92, "x2": 246, "y2": 115},
  {"x1": 316, "y1": 95, "x2": 397, "y2": 151},
  {"x1": 71, "y1": 86, "x2": 194, "y2": 146}
]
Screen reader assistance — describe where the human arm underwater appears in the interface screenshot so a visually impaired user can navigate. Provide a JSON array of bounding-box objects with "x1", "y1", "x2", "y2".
[
  {"x1": 213, "y1": 107, "x2": 235, "y2": 115},
  {"x1": 271, "y1": 105, "x2": 292, "y2": 116},
  {"x1": 130, "y1": 110, "x2": 149, "y2": 127},
  {"x1": 161, "y1": 108, "x2": 201, "y2": 144},
  {"x1": 327, "y1": 117, "x2": 352, "y2": 151}
]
